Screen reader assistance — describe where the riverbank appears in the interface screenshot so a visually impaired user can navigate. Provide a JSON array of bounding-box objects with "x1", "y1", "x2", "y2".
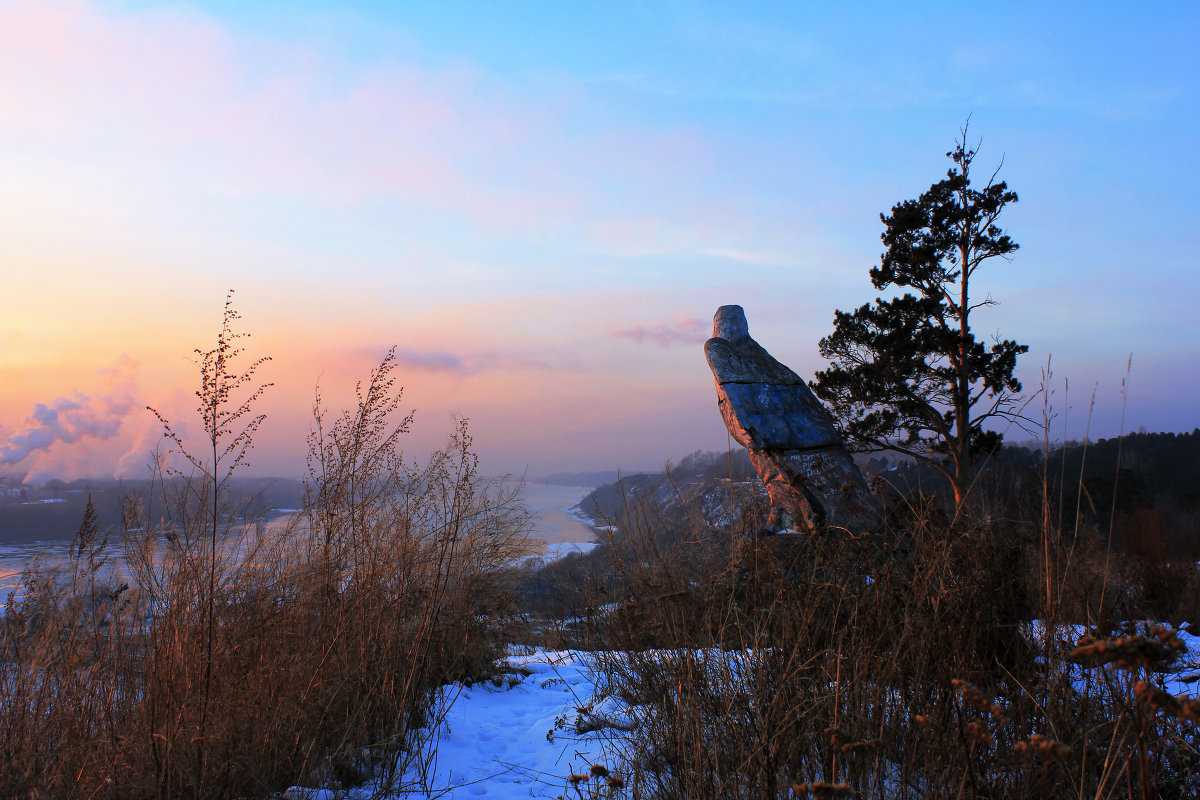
[{"x1": 0, "y1": 482, "x2": 604, "y2": 598}]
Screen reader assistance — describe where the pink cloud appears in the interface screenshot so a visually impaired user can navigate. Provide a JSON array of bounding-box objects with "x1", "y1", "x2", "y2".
[
  {"x1": 0, "y1": 2, "x2": 562, "y2": 225},
  {"x1": 611, "y1": 315, "x2": 708, "y2": 347},
  {"x1": 0, "y1": 0, "x2": 726, "y2": 235},
  {"x1": 350, "y1": 346, "x2": 555, "y2": 376}
]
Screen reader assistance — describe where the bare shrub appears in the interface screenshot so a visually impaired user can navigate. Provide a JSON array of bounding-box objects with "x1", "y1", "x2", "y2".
[
  {"x1": 0, "y1": 299, "x2": 529, "y2": 799},
  {"x1": 577, "y1": 467, "x2": 1200, "y2": 799}
]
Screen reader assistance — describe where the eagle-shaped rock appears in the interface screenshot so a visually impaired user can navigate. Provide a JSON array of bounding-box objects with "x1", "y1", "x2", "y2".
[{"x1": 704, "y1": 305, "x2": 880, "y2": 533}]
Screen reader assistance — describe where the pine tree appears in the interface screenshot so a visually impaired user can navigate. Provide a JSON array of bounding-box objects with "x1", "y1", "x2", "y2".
[{"x1": 812, "y1": 128, "x2": 1028, "y2": 506}]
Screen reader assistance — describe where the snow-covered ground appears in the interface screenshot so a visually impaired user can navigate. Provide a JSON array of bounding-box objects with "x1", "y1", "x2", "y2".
[
  {"x1": 282, "y1": 625, "x2": 1200, "y2": 800},
  {"x1": 1025, "y1": 621, "x2": 1200, "y2": 696},
  {"x1": 285, "y1": 650, "x2": 628, "y2": 800}
]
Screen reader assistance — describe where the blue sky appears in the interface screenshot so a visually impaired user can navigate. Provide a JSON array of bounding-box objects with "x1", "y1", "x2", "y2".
[{"x1": 0, "y1": 0, "x2": 1196, "y2": 480}]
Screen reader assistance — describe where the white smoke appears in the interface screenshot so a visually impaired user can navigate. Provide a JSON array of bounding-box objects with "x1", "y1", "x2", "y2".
[
  {"x1": 0, "y1": 355, "x2": 138, "y2": 466},
  {"x1": 113, "y1": 385, "x2": 191, "y2": 478}
]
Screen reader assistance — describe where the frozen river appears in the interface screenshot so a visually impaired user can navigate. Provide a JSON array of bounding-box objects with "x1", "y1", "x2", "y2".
[{"x1": 0, "y1": 481, "x2": 597, "y2": 600}]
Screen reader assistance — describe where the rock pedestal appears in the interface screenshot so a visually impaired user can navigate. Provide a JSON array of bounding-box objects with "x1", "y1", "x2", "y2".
[{"x1": 704, "y1": 305, "x2": 880, "y2": 533}]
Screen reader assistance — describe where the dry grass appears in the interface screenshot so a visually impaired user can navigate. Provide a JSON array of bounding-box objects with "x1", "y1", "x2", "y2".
[
  {"x1": 4, "y1": 300, "x2": 1197, "y2": 799},
  {"x1": 0, "y1": 316, "x2": 529, "y2": 799},
  {"x1": 570, "y1": 469, "x2": 1200, "y2": 799}
]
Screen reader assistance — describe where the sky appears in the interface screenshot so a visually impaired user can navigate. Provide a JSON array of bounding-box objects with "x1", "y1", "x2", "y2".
[{"x1": 0, "y1": 0, "x2": 1197, "y2": 482}]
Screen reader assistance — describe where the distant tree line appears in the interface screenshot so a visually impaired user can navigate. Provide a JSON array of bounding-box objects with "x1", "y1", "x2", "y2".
[
  {"x1": 0, "y1": 477, "x2": 305, "y2": 544},
  {"x1": 870, "y1": 429, "x2": 1200, "y2": 559}
]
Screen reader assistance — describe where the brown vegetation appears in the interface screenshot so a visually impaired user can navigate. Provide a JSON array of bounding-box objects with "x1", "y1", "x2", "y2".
[
  {"x1": 550, "y1": 458, "x2": 1200, "y2": 799},
  {"x1": 3, "y1": 298, "x2": 1198, "y2": 799},
  {"x1": 0, "y1": 304, "x2": 529, "y2": 799}
]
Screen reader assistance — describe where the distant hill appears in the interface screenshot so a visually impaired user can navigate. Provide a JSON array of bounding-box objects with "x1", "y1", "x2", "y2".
[
  {"x1": 570, "y1": 432, "x2": 1200, "y2": 548},
  {"x1": 573, "y1": 449, "x2": 757, "y2": 522},
  {"x1": 572, "y1": 473, "x2": 661, "y2": 521},
  {"x1": 534, "y1": 471, "x2": 624, "y2": 488}
]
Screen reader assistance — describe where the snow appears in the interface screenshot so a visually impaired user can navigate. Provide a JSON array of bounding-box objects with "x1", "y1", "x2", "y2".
[
  {"x1": 565, "y1": 506, "x2": 592, "y2": 524},
  {"x1": 277, "y1": 626, "x2": 1200, "y2": 799},
  {"x1": 539, "y1": 541, "x2": 597, "y2": 561},
  {"x1": 284, "y1": 650, "x2": 627, "y2": 800},
  {"x1": 1023, "y1": 620, "x2": 1200, "y2": 697}
]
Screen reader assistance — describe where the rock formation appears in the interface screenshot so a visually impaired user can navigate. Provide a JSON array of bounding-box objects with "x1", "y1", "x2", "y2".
[{"x1": 704, "y1": 305, "x2": 880, "y2": 534}]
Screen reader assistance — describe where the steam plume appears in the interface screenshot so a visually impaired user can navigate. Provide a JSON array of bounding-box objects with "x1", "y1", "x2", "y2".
[{"x1": 0, "y1": 356, "x2": 138, "y2": 466}]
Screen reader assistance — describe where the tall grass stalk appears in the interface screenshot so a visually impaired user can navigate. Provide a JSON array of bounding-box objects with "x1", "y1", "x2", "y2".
[{"x1": 0, "y1": 301, "x2": 530, "y2": 799}]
